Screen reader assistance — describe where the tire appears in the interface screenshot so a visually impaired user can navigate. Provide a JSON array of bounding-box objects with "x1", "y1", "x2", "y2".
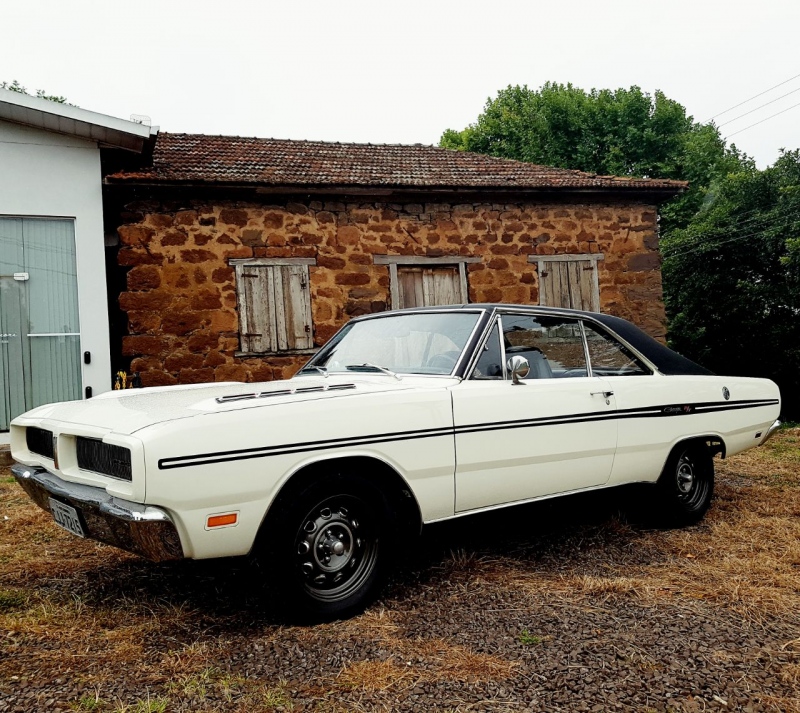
[
  {"x1": 265, "y1": 473, "x2": 394, "y2": 622},
  {"x1": 655, "y1": 443, "x2": 714, "y2": 526}
]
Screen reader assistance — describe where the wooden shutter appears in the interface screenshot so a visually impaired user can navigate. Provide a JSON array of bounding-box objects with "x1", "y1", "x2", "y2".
[
  {"x1": 536, "y1": 255, "x2": 602, "y2": 312},
  {"x1": 397, "y1": 266, "x2": 463, "y2": 308},
  {"x1": 236, "y1": 264, "x2": 276, "y2": 353},
  {"x1": 235, "y1": 262, "x2": 313, "y2": 353},
  {"x1": 278, "y1": 265, "x2": 313, "y2": 350}
]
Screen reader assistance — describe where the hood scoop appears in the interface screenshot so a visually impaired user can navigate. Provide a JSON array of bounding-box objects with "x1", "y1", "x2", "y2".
[{"x1": 215, "y1": 383, "x2": 356, "y2": 404}]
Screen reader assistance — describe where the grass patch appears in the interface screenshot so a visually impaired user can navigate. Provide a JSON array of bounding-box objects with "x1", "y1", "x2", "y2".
[
  {"x1": 166, "y1": 666, "x2": 247, "y2": 703},
  {"x1": 116, "y1": 696, "x2": 169, "y2": 713},
  {"x1": 0, "y1": 588, "x2": 27, "y2": 612},
  {"x1": 518, "y1": 630, "x2": 544, "y2": 646},
  {"x1": 70, "y1": 692, "x2": 106, "y2": 711},
  {"x1": 259, "y1": 681, "x2": 293, "y2": 708}
]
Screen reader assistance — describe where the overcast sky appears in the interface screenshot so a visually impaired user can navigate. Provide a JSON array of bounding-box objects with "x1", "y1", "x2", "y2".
[{"x1": 3, "y1": 0, "x2": 798, "y2": 170}]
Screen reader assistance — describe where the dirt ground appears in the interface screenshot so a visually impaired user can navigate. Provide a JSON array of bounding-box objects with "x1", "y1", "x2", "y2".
[{"x1": 0, "y1": 429, "x2": 798, "y2": 713}]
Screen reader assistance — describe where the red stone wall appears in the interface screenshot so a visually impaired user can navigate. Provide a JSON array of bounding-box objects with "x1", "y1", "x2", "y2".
[{"x1": 116, "y1": 199, "x2": 665, "y2": 387}]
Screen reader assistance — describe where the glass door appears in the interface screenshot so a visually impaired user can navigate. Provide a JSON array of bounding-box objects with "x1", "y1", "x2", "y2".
[{"x1": 0, "y1": 217, "x2": 81, "y2": 430}]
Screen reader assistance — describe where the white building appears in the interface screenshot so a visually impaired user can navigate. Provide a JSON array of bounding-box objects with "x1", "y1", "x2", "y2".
[{"x1": 0, "y1": 89, "x2": 153, "y2": 438}]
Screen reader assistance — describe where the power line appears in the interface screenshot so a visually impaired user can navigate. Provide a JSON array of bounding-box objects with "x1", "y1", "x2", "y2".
[
  {"x1": 666, "y1": 230, "x2": 771, "y2": 259},
  {"x1": 717, "y1": 85, "x2": 800, "y2": 128},
  {"x1": 725, "y1": 100, "x2": 800, "y2": 138},
  {"x1": 665, "y1": 206, "x2": 791, "y2": 251},
  {"x1": 707, "y1": 72, "x2": 800, "y2": 122},
  {"x1": 663, "y1": 212, "x2": 800, "y2": 259}
]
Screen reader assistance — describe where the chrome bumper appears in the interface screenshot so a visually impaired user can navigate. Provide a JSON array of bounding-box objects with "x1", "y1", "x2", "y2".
[
  {"x1": 760, "y1": 419, "x2": 782, "y2": 445},
  {"x1": 11, "y1": 463, "x2": 184, "y2": 562}
]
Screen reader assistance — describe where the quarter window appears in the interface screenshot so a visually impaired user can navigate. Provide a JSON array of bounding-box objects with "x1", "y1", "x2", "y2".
[
  {"x1": 471, "y1": 323, "x2": 504, "y2": 379},
  {"x1": 231, "y1": 259, "x2": 315, "y2": 355},
  {"x1": 583, "y1": 322, "x2": 650, "y2": 376}
]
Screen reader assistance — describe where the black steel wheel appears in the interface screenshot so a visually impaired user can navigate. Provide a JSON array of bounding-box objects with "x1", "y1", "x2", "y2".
[
  {"x1": 267, "y1": 475, "x2": 394, "y2": 621},
  {"x1": 656, "y1": 443, "x2": 714, "y2": 525}
]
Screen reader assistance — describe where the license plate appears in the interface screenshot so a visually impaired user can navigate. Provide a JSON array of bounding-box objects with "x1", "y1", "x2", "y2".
[{"x1": 49, "y1": 498, "x2": 85, "y2": 538}]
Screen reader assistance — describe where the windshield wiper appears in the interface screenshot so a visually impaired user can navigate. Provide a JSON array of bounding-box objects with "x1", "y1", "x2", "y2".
[{"x1": 345, "y1": 363, "x2": 401, "y2": 380}]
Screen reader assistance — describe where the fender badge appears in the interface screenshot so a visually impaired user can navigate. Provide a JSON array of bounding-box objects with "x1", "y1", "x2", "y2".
[{"x1": 722, "y1": 387, "x2": 730, "y2": 401}]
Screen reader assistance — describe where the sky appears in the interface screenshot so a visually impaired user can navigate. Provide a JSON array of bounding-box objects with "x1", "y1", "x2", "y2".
[{"x1": 2, "y1": 0, "x2": 799, "y2": 170}]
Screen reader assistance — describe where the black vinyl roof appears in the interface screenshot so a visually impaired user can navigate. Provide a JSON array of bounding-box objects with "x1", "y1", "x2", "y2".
[{"x1": 588, "y1": 311, "x2": 714, "y2": 376}]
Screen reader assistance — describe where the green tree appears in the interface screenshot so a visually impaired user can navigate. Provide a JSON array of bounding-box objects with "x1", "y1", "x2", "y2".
[
  {"x1": 1, "y1": 79, "x2": 69, "y2": 105},
  {"x1": 661, "y1": 150, "x2": 800, "y2": 417},
  {"x1": 440, "y1": 82, "x2": 746, "y2": 233}
]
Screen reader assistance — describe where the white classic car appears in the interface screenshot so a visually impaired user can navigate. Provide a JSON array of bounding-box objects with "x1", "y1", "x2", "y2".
[{"x1": 11, "y1": 305, "x2": 781, "y2": 619}]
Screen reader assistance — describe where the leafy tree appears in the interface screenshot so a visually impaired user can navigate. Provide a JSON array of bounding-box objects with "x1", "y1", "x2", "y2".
[
  {"x1": 661, "y1": 150, "x2": 800, "y2": 417},
  {"x1": 440, "y1": 82, "x2": 746, "y2": 233},
  {"x1": 1, "y1": 79, "x2": 69, "y2": 105}
]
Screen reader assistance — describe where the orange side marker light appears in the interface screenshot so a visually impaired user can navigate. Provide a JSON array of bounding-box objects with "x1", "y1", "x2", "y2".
[{"x1": 207, "y1": 513, "x2": 238, "y2": 528}]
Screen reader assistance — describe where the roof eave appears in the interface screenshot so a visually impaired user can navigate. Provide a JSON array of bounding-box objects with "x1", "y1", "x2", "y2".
[
  {"x1": 0, "y1": 88, "x2": 153, "y2": 152},
  {"x1": 102, "y1": 178, "x2": 686, "y2": 203}
]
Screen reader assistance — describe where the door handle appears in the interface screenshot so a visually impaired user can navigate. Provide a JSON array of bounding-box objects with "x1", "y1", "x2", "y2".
[{"x1": 591, "y1": 390, "x2": 614, "y2": 404}]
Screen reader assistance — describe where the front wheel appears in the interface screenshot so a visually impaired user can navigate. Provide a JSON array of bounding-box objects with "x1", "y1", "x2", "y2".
[
  {"x1": 265, "y1": 476, "x2": 393, "y2": 621},
  {"x1": 655, "y1": 443, "x2": 715, "y2": 526}
]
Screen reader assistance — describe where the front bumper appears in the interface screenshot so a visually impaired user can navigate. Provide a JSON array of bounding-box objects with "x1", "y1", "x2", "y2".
[{"x1": 11, "y1": 463, "x2": 184, "y2": 562}]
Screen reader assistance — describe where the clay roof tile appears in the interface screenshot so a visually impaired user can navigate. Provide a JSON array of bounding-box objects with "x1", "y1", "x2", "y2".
[{"x1": 107, "y1": 133, "x2": 687, "y2": 193}]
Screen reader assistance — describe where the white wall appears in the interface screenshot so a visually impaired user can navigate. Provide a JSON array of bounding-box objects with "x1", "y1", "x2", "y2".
[{"x1": 0, "y1": 121, "x2": 111, "y2": 401}]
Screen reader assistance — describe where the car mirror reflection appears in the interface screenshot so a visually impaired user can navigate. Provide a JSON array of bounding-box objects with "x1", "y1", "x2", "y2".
[{"x1": 507, "y1": 355, "x2": 530, "y2": 385}]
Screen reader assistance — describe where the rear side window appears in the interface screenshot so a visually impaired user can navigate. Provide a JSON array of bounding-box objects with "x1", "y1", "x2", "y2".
[{"x1": 583, "y1": 322, "x2": 650, "y2": 376}]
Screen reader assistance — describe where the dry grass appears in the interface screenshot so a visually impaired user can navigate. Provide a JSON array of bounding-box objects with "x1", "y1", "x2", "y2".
[
  {"x1": 336, "y1": 635, "x2": 517, "y2": 693},
  {"x1": 1, "y1": 428, "x2": 799, "y2": 711},
  {"x1": 459, "y1": 429, "x2": 800, "y2": 628}
]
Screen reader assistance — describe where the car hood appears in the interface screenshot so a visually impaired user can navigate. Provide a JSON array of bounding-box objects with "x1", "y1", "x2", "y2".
[{"x1": 14, "y1": 375, "x2": 454, "y2": 436}]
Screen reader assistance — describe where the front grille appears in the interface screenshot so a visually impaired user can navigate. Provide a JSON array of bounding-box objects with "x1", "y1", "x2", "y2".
[
  {"x1": 77, "y1": 437, "x2": 132, "y2": 481},
  {"x1": 26, "y1": 427, "x2": 54, "y2": 460}
]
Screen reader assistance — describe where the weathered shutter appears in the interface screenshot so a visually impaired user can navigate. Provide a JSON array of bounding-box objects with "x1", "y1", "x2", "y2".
[
  {"x1": 398, "y1": 266, "x2": 463, "y2": 308},
  {"x1": 234, "y1": 260, "x2": 315, "y2": 353},
  {"x1": 236, "y1": 264, "x2": 277, "y2": 353},
  {"x1": 398, "y1": 268, "x2": 425, "y2": 308},
  {"x1": 538, "y1": 256, "x2": 601, "y2": 312},
  {"x1": 427, "y1": 266, "x2": 461, "y2": 305},
  {"x1": 278, "y1": 265, "x2": 313, "y2": 350}
]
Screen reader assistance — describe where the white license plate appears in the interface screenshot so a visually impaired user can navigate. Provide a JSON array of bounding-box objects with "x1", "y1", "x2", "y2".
[{"x1": 49, "y1": 498, "x2": 85, "y2": 538}]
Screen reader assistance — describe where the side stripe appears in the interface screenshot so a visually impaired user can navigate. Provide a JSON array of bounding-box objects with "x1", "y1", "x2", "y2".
[
  {"x1": 158, "y1": 426, "x2": 453, "y2": 470},
  {"x1": 157, "y1": 398, "x2": 779, "y2": 470}
]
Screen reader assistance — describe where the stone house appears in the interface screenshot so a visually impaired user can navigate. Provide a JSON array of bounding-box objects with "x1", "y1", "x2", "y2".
[{"x1": 103, "y1": 134, "x2": 685, "y2": 387}]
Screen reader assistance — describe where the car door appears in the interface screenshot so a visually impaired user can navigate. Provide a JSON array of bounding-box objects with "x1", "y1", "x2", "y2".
[{"x1": 451, "y1": 312, "x2": 618, "y2": 512}]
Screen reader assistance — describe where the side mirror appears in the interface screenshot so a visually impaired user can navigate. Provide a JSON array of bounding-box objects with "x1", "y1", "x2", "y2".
[{"x1": 507, "y1": 355, "x2": 530, "y2": 385}]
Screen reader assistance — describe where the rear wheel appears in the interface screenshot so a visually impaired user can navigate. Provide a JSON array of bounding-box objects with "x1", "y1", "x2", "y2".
[
  {"x1": 265, "y1": 474, "x2": 393, "y2": 621},
  {"x1": 655, "y1": 443, "x2": 714, "y2": 525}
]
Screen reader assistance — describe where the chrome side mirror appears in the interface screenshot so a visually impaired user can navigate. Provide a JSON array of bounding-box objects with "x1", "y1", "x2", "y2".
[{"x1": 507, "y1": 355, "x2": 530, "y2": 385}]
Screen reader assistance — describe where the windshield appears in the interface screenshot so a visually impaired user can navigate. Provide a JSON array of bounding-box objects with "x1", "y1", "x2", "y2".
[{"x1": 300, "y1": 312, "x2": 481, "y2": 376}]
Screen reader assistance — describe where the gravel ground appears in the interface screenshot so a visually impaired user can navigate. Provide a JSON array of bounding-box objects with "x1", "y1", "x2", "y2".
[{"x1": 1, "y1": 433, "x2": 799, "y2": 713}]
